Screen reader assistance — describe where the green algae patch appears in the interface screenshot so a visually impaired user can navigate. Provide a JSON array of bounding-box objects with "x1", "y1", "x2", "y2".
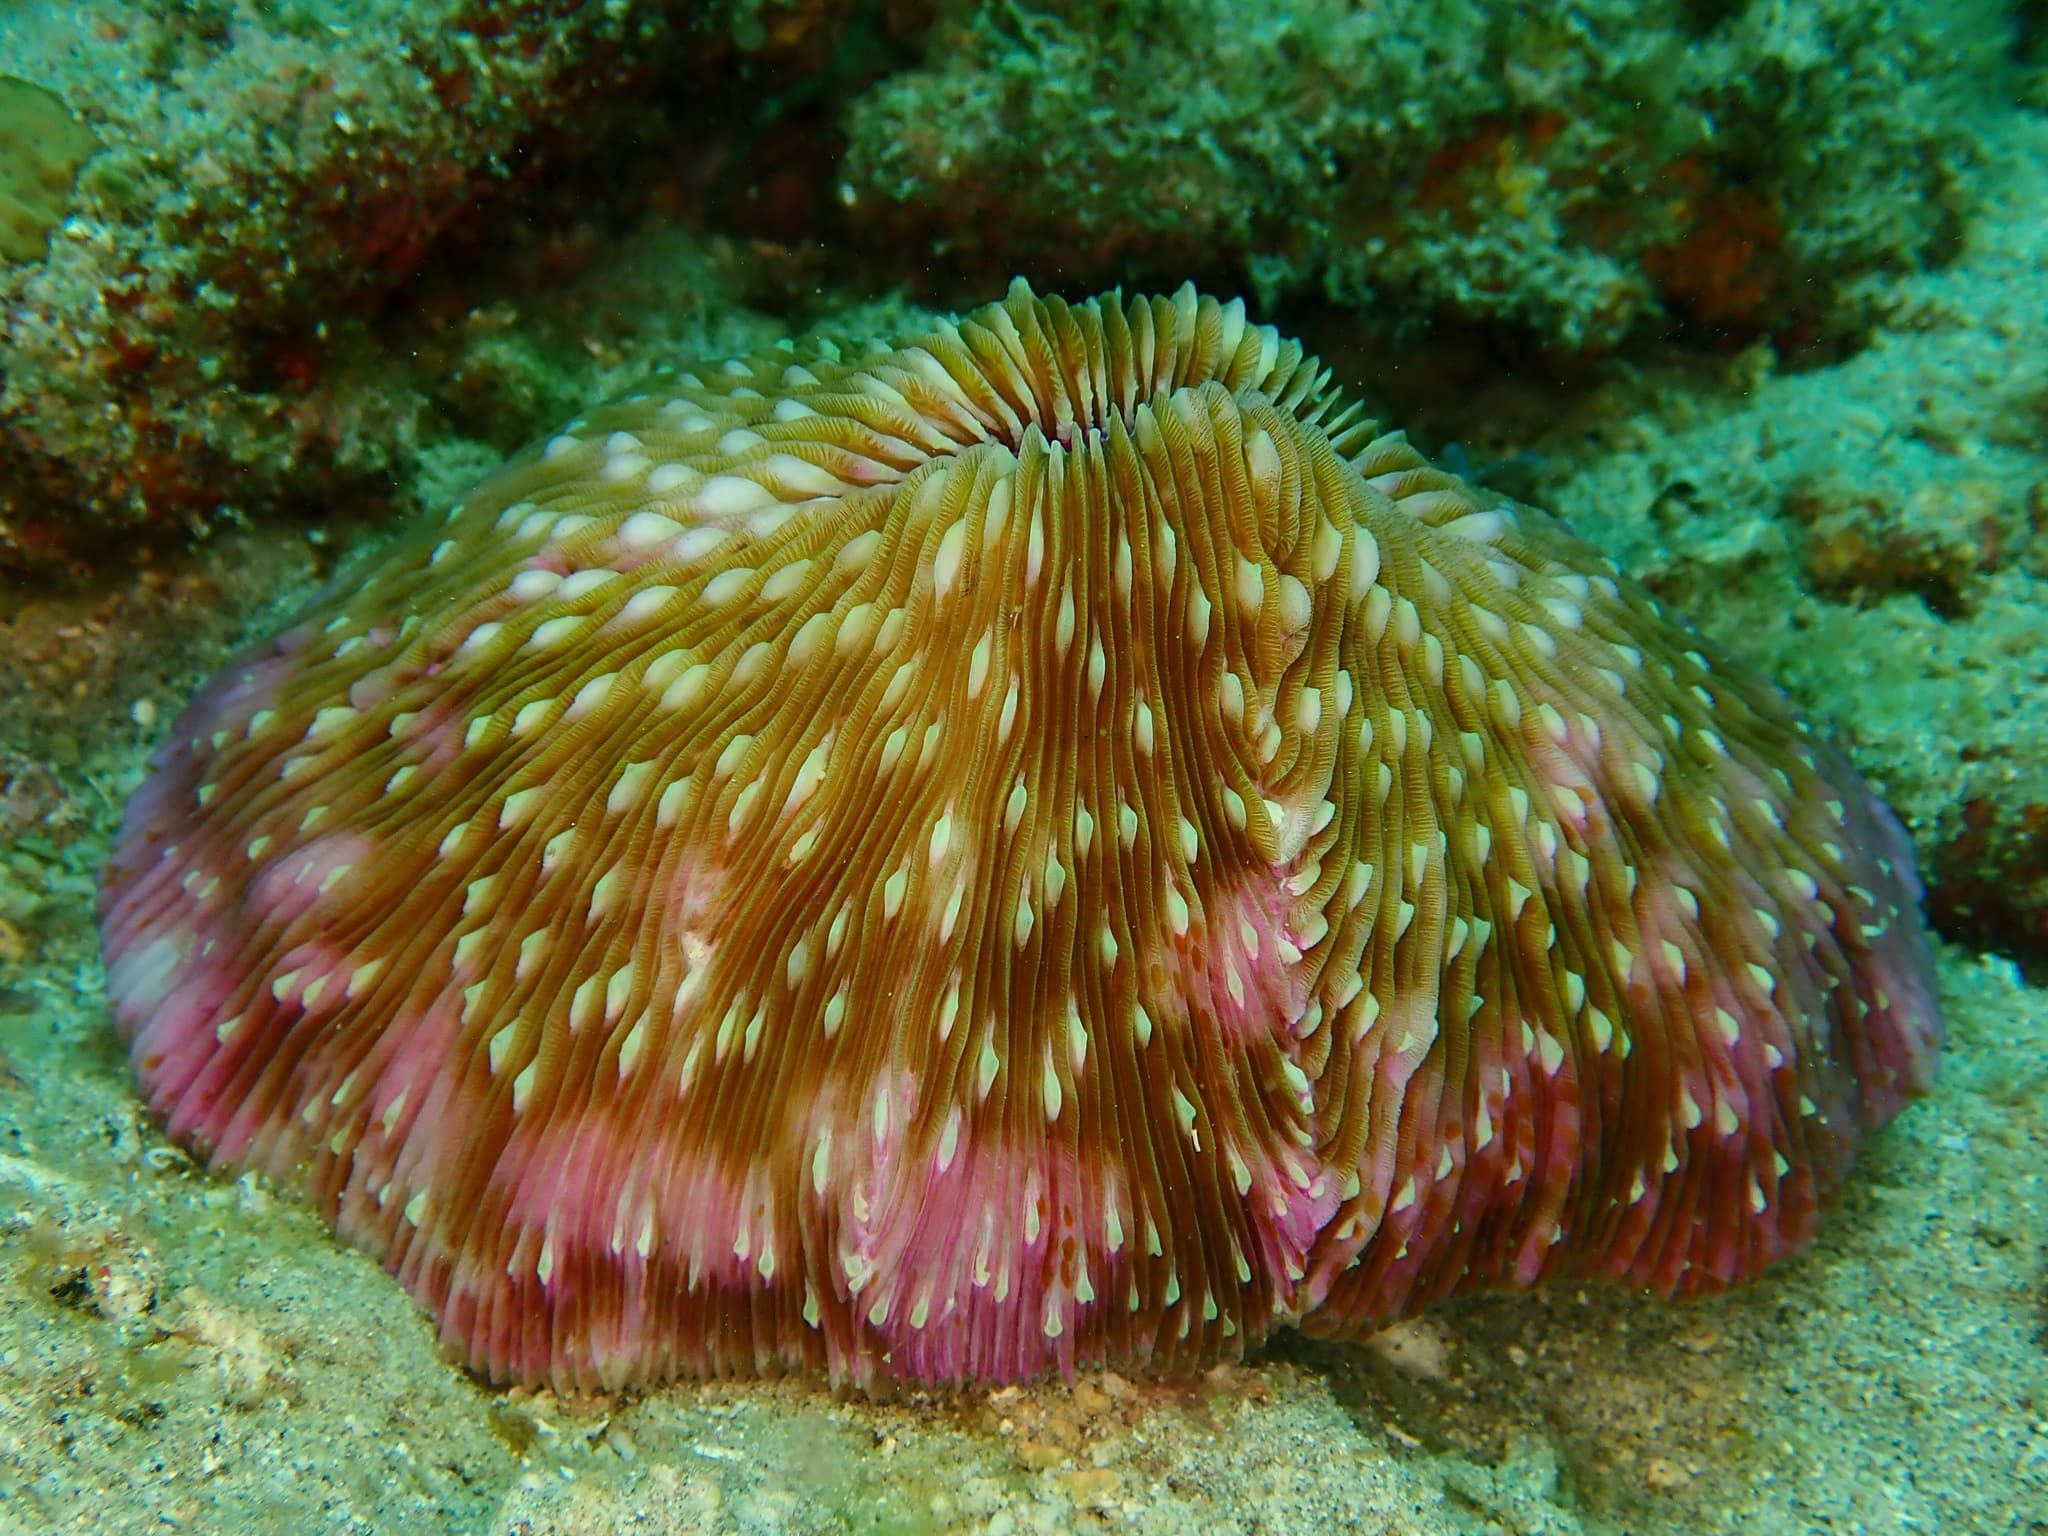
[{"x1": 0, "y1": 76, "x2": 98, "y2": 263}]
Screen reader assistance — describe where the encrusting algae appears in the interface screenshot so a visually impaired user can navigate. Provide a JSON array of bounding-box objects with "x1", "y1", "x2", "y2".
[{"x1": 98, "y1": 282, "x2": 1940, "y2": 1391}]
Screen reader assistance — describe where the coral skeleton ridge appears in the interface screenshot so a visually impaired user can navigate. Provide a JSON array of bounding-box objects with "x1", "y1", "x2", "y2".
[{"x1": 100, "y1": 282, "x2": 1940, "y2": 1390}]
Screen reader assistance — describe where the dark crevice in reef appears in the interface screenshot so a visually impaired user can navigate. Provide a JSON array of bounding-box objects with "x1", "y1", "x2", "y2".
[{"x1": 2013, "y1": 0, "x2": 2048, "y2": 63}]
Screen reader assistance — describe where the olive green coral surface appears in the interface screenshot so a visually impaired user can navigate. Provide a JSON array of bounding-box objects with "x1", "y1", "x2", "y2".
[
  {"x1": 0, "y1": 76, "x2": 99, "y2": 263},
  {"x1": 1, "y1": 1, "x2": 2046, "y2": 1533}
]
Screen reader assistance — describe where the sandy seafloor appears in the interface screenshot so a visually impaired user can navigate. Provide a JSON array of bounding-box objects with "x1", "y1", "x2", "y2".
[{"x1": 3, "y1": 64, "x2": 2048, "y2": 1536}]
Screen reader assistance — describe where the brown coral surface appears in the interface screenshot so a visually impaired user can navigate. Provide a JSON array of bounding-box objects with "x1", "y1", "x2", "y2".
[{"x1": 101, "y1": 285, "x2": 1936, "y2": 1391}]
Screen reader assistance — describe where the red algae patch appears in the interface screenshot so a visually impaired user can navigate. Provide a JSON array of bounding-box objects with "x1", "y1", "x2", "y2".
[{"x1": 99, "y1": 283, "x2": 1938, "y2": 1391}]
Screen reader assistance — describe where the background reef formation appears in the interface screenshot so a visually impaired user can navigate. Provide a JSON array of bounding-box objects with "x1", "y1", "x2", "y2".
[
  {"x1": 0, "y1": 0, "x2": 1996, "y2": 586},
  {"x1": 101, "y1": 286, "x2": 1937, "y2": 1390}
]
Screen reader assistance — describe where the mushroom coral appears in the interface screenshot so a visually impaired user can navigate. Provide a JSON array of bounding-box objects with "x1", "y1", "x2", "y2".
[{"x1": 100, "y1": 282, "x2": 1940, "y2": 1390}]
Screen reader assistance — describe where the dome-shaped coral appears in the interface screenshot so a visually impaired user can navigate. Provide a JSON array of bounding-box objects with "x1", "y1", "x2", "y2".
[{"x1": 101, "y1": 282, "x2": 1939, "y2": 1390}]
